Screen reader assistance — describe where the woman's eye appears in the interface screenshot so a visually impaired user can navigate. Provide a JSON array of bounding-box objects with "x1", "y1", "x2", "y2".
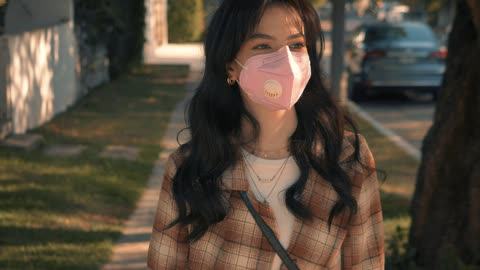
[
  {"x1": 289, "y1": 43, "x2": 306, "y2": 49},
  {"x1": 253, "y1": 44, "x2": 271, "y2": 50}
]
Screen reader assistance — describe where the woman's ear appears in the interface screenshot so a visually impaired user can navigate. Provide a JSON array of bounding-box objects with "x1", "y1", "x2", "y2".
[{"x1": 226, "y1": 61, "x2": 239, "y2": 81}]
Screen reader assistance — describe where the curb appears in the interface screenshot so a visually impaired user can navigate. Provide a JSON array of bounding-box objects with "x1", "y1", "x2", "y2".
[
  {"x1": 102, "y1": 69, "x2": 199, "y2": 270},
  {"x1": 347, "y1": 101, "x2": 421, "y2": 162}
]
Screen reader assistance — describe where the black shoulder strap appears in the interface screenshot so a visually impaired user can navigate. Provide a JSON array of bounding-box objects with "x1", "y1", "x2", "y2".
[{"x1": 239, "y1": 191, "x2": 300, "y2": 270}]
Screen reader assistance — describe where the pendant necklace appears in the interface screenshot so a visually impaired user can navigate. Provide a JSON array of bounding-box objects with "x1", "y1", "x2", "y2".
[
  {"x1": 242, "y1": 149, "x2": 290, "y2": 183},
  {"x1": 242, "y1": 151, "x2": 290, "y2": 203}
]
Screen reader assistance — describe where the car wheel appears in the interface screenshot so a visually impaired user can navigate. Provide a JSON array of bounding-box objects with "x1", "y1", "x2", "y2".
[{"x1": 347, "y1": 74, "x2": 367, "y2": 102}]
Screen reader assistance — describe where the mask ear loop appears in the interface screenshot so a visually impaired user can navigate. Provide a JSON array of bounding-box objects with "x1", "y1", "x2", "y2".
[{"x1": 234, "y1": 59, "x2": 248, "y2": 70}]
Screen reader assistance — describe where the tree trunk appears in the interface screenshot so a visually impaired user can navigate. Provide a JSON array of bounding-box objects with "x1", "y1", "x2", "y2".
[{"x1": 409, "y1": 0, "x2": 480, "y2": 268}]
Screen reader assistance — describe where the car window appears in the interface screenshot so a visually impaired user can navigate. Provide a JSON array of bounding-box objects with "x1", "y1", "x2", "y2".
[{"x1": 364, "y1": 25, "x2": 436, "y2": 43}]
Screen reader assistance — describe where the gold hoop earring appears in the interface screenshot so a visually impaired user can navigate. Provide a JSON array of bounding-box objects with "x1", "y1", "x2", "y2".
[{"x1": 227, "y1": 78, "x2": 236, "y2": 86}]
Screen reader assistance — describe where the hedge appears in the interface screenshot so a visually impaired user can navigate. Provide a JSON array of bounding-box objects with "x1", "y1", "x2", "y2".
[
  {"x1": 74, "y1": 0, "x2": 145, "y2": 78},
  {"x1": 168, "y1": 0, "x2": 204, "y2": 43}
]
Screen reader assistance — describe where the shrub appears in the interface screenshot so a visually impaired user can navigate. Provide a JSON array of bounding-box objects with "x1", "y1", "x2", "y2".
[
  {"x1": 74, "y1": 0, "x2": 145, "y2": 78},
  {"x1": 168, "y1": 0, "x2": 204, "y2": 43}
]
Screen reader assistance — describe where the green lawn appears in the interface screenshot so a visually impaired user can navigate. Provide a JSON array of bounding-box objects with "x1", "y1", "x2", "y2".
[
  {"x1": 0, "y1": 65, "x2": 190, "y2": 270},
  {"x1": 352, "y1": 114, "x2": 420, "y2": 266}
]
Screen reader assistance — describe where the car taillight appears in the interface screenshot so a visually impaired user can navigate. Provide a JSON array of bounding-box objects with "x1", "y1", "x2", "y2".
[
  {"x1": 365, "y1": 50, "x2": 386, "y2": 59},
  {"x1": 430, "y1": 49, "x2": 447, "y2": 59}
]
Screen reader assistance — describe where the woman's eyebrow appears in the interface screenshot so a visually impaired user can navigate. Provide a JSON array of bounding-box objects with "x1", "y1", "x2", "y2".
[
  {"x1": 249, "y1": 33, "x2": 274, "y2": 40},
  {"x1": 287, "y1": 33, "x2": 305, "y2": 40},
  {"x1": 249, "y1": 32, "x2": 305, "y2": 40}
]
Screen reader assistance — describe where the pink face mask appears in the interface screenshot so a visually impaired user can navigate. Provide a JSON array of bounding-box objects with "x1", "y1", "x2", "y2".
[{"x1": 235, "y1": 46, "x2": 311, "y2": 111}]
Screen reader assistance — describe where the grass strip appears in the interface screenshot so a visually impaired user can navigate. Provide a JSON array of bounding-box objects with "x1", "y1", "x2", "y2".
[{"x1": 0, "y1": 65, "x2": 189, "y2": 270}]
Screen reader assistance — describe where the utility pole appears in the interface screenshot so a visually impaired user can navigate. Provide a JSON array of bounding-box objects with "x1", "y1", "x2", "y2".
[{"x1": 330, "y1": 0, "x2": 347, "y2": 103}]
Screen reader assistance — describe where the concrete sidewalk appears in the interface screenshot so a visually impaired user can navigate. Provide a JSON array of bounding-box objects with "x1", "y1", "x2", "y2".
[{"x1": 102, "y1": 49, "x2": 201, "y2": 270}]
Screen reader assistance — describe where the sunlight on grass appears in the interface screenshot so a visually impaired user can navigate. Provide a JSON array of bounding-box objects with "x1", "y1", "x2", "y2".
[
  {"x1": 384, "y1": 216, "x2": 411, "y2": 242},
  {"x1": 0, "y1": 211, "x2": 122, "y2": 230},
  {"x1": 0, "y1": 65, "x2": 189, "y2": 270},
  {"x1": 0, "y1": 242, "x2": 113, "y2": 270}
]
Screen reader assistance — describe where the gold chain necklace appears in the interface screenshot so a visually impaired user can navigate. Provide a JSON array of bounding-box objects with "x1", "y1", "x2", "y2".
[
  {"x1": 243, "y1": 154, "x2": 290, "y2": 204},
  {"x1": 242, "y1": 150, "x2": 290, "y2": 183},
  {"x1": 243, "y1": 144, "x2": 289, "y2": 159}
]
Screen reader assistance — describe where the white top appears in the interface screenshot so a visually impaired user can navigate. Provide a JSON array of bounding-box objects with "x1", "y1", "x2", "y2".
[{"x1": 241, "y1": 149, "x2": 300, "y2": 270}]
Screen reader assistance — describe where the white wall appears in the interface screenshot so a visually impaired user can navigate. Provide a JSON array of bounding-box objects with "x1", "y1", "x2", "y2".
[
  {"x1": 144, "y1": 0, "x2": 168, "y2": 61},
  {"x1": 0, "y1": 36, "x2": 10, "y2": 138},
  {"x1": 5, "y1": 0, "x2": 73, "y2": 34},
  {"x1": 5, "y1": 21, "x2": 80, "y2": 134}
]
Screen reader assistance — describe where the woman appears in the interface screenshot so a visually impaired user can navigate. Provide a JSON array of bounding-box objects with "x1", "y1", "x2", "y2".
[{"x1": 148, "y1": 0, "x2": 384, "y2": 269}]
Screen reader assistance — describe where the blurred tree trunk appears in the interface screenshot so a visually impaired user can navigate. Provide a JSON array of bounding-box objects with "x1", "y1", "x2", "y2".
[{"x1": 409, "y1": 0, "x2": 480, "y2": 268}]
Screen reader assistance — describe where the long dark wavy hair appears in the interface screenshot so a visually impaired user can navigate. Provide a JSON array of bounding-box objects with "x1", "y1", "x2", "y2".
[{"x1": 168, "y1": 0, "x2": 364, "y2": 242}]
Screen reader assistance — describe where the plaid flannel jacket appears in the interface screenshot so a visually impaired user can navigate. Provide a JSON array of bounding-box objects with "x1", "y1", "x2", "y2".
[{"x1": 148, "y1": 132, "x2": 384, "y2": 269}]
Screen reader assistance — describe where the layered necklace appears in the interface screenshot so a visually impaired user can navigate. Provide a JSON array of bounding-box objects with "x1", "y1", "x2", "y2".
[{"x1": 241, "y1": 149, "x2": 290, "y2": 203}]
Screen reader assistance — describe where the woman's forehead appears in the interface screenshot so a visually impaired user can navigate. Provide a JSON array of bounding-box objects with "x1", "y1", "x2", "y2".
[{"x1": 253, "y1": 5, "x2": 304, "y2": 36}]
